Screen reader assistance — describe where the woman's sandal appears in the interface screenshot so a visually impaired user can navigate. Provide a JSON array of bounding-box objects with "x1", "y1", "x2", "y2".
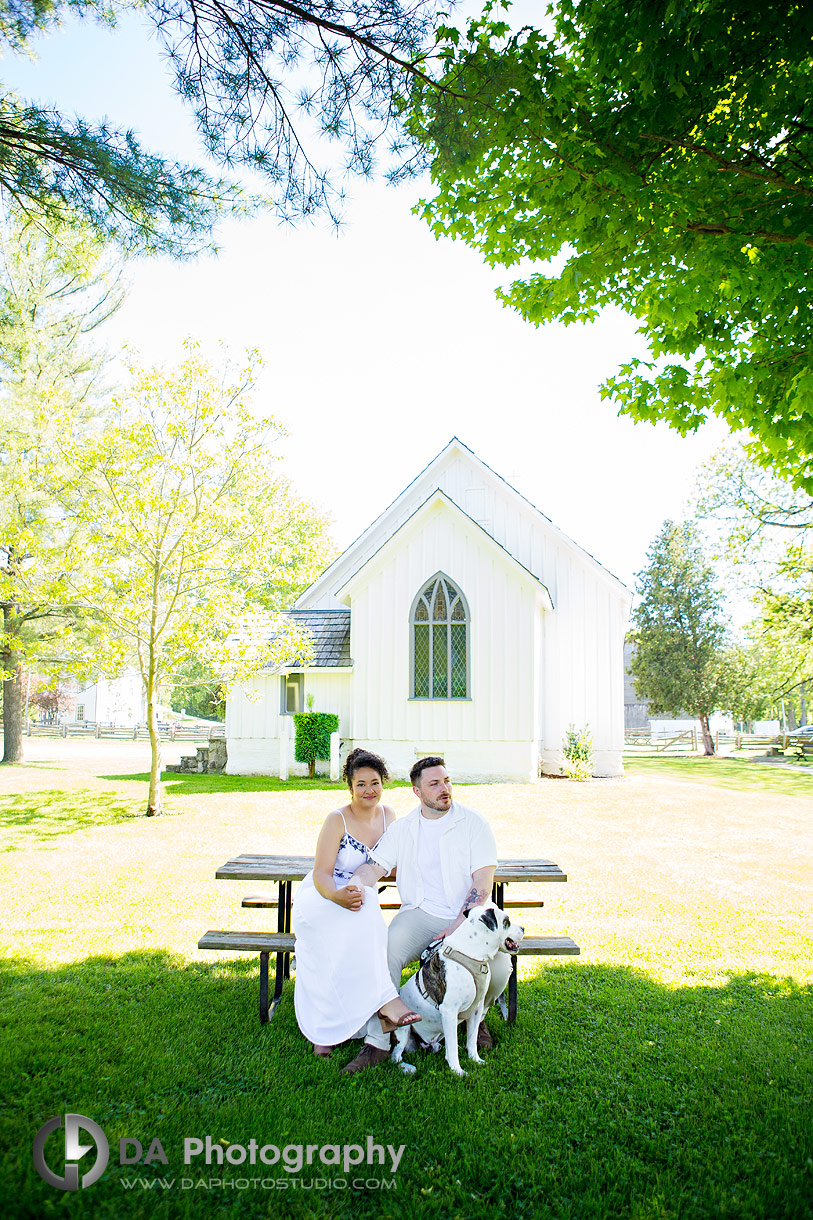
[
  {"x1": 312, "y1": 1044, "x2": 334, "y2": 1057},
  {"x1": 377, "y1": 1008, "x2": 422, "y2": 1034}
]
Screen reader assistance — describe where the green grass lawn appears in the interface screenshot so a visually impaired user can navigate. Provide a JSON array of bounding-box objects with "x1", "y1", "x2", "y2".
[
  {"x1": 0, "y1": 757, "x2": 810, "y2": 1219},
  {"x1": 103, "y1": 772, "x2": 421, "y2": 795},
  {"x1": 623, "y1": 752, "x2": 813, "y2": 798}
]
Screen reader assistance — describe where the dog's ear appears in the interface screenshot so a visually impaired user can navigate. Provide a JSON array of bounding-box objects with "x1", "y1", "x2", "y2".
[
  {"x1": 462, "y1": 907, "x2": 471, "y2": 918},
  {"x1": 478, "y1": 907, "x2": 498, "y2": 932}
]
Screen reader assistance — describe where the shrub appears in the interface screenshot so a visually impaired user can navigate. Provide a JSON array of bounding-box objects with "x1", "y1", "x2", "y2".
[
  {"x1": 293, "y1": 712, "x2": 339, "y2": 778},
  {"x1": 561, "y1": 724, "x2": 593, "y2": 781}
]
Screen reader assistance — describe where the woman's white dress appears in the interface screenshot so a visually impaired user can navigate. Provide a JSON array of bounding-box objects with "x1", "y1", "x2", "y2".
[{"x1": 292, "y1": 809, "x2": 398, "y2": 1046}]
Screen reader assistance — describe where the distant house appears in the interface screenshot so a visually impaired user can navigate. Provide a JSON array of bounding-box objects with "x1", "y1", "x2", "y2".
[
  {"x1": 226, "y1": 439, "x2": 633, "y2": 781},
  {"x1": 73, "y1": 669, "x2": 146, "y2": 726}
]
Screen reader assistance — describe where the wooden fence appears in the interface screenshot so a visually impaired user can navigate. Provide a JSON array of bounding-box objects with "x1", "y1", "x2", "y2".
[
  {"x1": 624, "y1": 728, "x2": 698, "y2": 752},
  {"x1": 25, "y1": 721, "x2": 225, "y2": 742},
  {"x1": 626, "y1": 729, "x2": 812, "y2": 756}
]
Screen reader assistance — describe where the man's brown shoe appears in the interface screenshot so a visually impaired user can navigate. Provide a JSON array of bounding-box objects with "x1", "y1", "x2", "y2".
[
  {"x1": 476, "y1": 1021, "x2": 494, "y2": 1052},
  {"x1": 341, "y1": 1044, "x2": 390, "y2": 1075}
]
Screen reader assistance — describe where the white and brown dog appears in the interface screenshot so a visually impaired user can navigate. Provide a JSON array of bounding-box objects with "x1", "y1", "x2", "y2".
[{"x1": 391, "y1": 901, "x2": 524, "y2": 1076}]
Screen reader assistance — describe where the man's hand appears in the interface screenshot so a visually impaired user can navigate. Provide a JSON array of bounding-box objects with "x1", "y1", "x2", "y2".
[{"x1": 335, "y1": 884, "x2": 364, "y2": 911}]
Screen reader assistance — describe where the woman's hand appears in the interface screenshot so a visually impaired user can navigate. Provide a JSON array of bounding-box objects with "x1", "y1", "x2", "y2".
[{"x1": 334, "y1": 884, "x2": 364, "y2": 911}]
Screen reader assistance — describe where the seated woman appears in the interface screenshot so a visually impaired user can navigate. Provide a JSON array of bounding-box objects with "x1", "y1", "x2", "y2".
[{"x1": 292, "y1": 747, "x2": 421, "y2": 1057}]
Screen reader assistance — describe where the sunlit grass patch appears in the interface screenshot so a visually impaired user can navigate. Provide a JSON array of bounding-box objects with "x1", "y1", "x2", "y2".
[
  {"x1": 624, "y1": 754, "x2": 813, "y2": 798},
  {"x1": 102, "y1": 772, "x2": 419, "y2": 795},
  {"x1": 0, "y1": 790, "x2": 143, "y2": 852}
]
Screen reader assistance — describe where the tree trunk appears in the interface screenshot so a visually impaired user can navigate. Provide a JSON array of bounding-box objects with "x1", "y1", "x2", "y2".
[
  {"x1": 145, "y1": 667, "x2": 162, "y2": 815},
  {"x1": 144, "y1": 562, "x2": 163, "y2": 816},
  {"x1": 699, "y1": 712, "x2": 715, "y2": 756},
  {"x1": 1, "y1": 605, "x2": 24, "y2": 764}
]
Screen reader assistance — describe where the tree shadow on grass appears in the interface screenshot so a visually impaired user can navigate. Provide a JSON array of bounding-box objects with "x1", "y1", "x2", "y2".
[
  {"x1": 0, "y1": 791, "x2": 141, "y2": 851},
  {"x1": 0, "y1": 954, "x2": 810, "y2": 1220}
]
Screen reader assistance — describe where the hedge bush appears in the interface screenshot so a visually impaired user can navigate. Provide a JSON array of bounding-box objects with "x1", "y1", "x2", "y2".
[{"x1": 293, "y1": 712, "x2": 339, "y2": 777}]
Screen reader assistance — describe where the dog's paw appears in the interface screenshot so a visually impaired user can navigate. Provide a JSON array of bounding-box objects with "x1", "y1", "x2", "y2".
[
  {"x1": 450, "y1": 1066, "x2": 467, "y2": 1077},
  {"x1": 468, "y1": 1053, "x2": 485, "y2": 1066},
  {"x1": 398, "y1": 1062, "x2": 417, "y2": 1076}
]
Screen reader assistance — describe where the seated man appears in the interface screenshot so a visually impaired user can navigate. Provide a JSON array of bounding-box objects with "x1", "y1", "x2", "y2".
[{"x1": 342, "y1": 755, "x2": 503, "y2": 1074}]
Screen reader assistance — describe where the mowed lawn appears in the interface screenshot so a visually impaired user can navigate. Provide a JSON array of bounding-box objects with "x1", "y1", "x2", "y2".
[{"x1": 0, "y1": 741, "x2": 811, "y2": 1220}]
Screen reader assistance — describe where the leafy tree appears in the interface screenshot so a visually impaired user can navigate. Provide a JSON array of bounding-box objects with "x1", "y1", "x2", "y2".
[
  {"x1": 0, "y1": 210, "x2": 124, "y2": 763},
  {"x1": 28, "y1": 675, "x2": 76, "y2": 724},
  {"x1": 694, "y1": 441, "x2": 813, "y2": 705},
  {"x1": 715, "y1": 641, "x2": 779, "y2": 727},
  {"x1": 41, "y1": 345, "x2": 333, "y2": 814},
  {"x1": 695, "y1": 442, "x2": 813, "y2": 568},
  {"x1": 629, "y1": 520, "x2": 733, "y2": 755},
  {"x1": 408, "y1": 0, "x2": 813, "y2": 490},
  {"x1": 757, "y1": 548, "x2": 813, "y2": 699},
  {"x1": 169, "y1": 656, "x2": 225, "y2": 721},
  {"x1": 0, "y1": 0, "x2": 441, "y2": 242}
]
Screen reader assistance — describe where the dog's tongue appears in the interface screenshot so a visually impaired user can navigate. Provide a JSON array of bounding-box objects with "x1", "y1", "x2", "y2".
[{"x1": 505, "y1": 938, "x2": 518, "y2": 952}]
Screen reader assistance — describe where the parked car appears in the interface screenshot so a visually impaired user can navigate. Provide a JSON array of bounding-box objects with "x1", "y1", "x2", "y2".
[{"x1": 789, "y1": 725, "x2": 813, "y2": 735}]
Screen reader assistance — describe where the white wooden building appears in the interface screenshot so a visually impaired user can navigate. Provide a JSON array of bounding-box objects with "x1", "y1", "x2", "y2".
[
  {"x1": 72, "y1": 668, "x2": 147, "y2": 726},
  {"x1": 226, "y1": 439, "x2": 633, "y2": 781}
]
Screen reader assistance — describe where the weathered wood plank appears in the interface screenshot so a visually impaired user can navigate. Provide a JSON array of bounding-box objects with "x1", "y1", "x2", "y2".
[
  {"x1": 516, "y1": 936, "x2": 580, "y2": 955},
  {"x1": 216, "y1": 856, "x2": 567, "y2": 883},
  {"x1": 199, "y1": 930, "x2": 295, "y2": 952},
  {"x1": 198, "y1": 930, "x2": 579, "y2": 956}
]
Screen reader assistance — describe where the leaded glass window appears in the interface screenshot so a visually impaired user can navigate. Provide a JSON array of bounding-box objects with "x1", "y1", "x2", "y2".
[{"x1": 410, "y1": 575, "x2": 469, "y2": 699}]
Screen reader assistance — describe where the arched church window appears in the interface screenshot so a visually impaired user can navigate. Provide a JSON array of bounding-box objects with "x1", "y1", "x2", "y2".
[{"x1": 410, "y1": 574, "x2": 469, "y2": 699}]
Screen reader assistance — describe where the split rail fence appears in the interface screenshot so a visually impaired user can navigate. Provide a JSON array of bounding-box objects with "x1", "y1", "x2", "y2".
[{"x1": 23, "y1": 721, "x2": 225, "y2": 742}]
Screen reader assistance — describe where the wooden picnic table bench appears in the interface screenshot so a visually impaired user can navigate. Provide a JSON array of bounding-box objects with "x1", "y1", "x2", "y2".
[{"x1": 199, "y1": 854, "x2": 579, "y2": 1024}]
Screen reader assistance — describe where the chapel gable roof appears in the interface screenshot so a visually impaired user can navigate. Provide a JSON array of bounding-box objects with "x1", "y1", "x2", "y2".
[{"x1": 294, "y1": 437, "x2": 632, "y2": 611}]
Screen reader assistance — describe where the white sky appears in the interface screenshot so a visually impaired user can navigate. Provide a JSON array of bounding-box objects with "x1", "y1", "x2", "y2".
[{"x1": 3, "y1": 8, "x2": 733, "y2": 593}]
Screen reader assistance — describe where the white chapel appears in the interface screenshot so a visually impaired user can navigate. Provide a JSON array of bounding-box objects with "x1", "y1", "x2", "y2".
[{"x1": 226, "y1": 438, "x2": 633, "y2": 781}]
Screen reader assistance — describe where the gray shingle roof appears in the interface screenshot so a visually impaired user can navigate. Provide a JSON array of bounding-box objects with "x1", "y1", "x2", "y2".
[{"x1": 265, "y1": 610, "x2": 351, "y2": 669}]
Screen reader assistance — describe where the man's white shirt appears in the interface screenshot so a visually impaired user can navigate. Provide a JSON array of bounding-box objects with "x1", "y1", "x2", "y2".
[
  {"x1": 368, "y1": 801, "x2": 497, "y2": 915},
  {"x1": 417, "y1": 814, "x2": 456, "y2": 919}
]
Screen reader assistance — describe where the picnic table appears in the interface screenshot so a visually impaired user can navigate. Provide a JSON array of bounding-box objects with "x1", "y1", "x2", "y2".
[{"x1": 199, "y1": 854, "x2": 580, "y2": 1024}]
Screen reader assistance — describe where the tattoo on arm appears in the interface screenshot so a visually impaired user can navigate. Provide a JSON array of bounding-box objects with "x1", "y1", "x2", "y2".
[{"x1": 462, "y1": 885, "x2": 487, "y2": 913}]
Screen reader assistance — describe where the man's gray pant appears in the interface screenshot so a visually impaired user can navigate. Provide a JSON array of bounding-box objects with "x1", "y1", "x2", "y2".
[{"x1": 362, "y1": 907, "x2": 449, "y2": 1050}]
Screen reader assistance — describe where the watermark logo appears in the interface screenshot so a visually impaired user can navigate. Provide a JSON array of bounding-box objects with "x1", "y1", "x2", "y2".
[
  {"x1": 33, "y1": 1113, "x2": 110, "y2": 1192},
  {"x1": 32, "y1": 1121, "x2": 403, "y2": 1194}
]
